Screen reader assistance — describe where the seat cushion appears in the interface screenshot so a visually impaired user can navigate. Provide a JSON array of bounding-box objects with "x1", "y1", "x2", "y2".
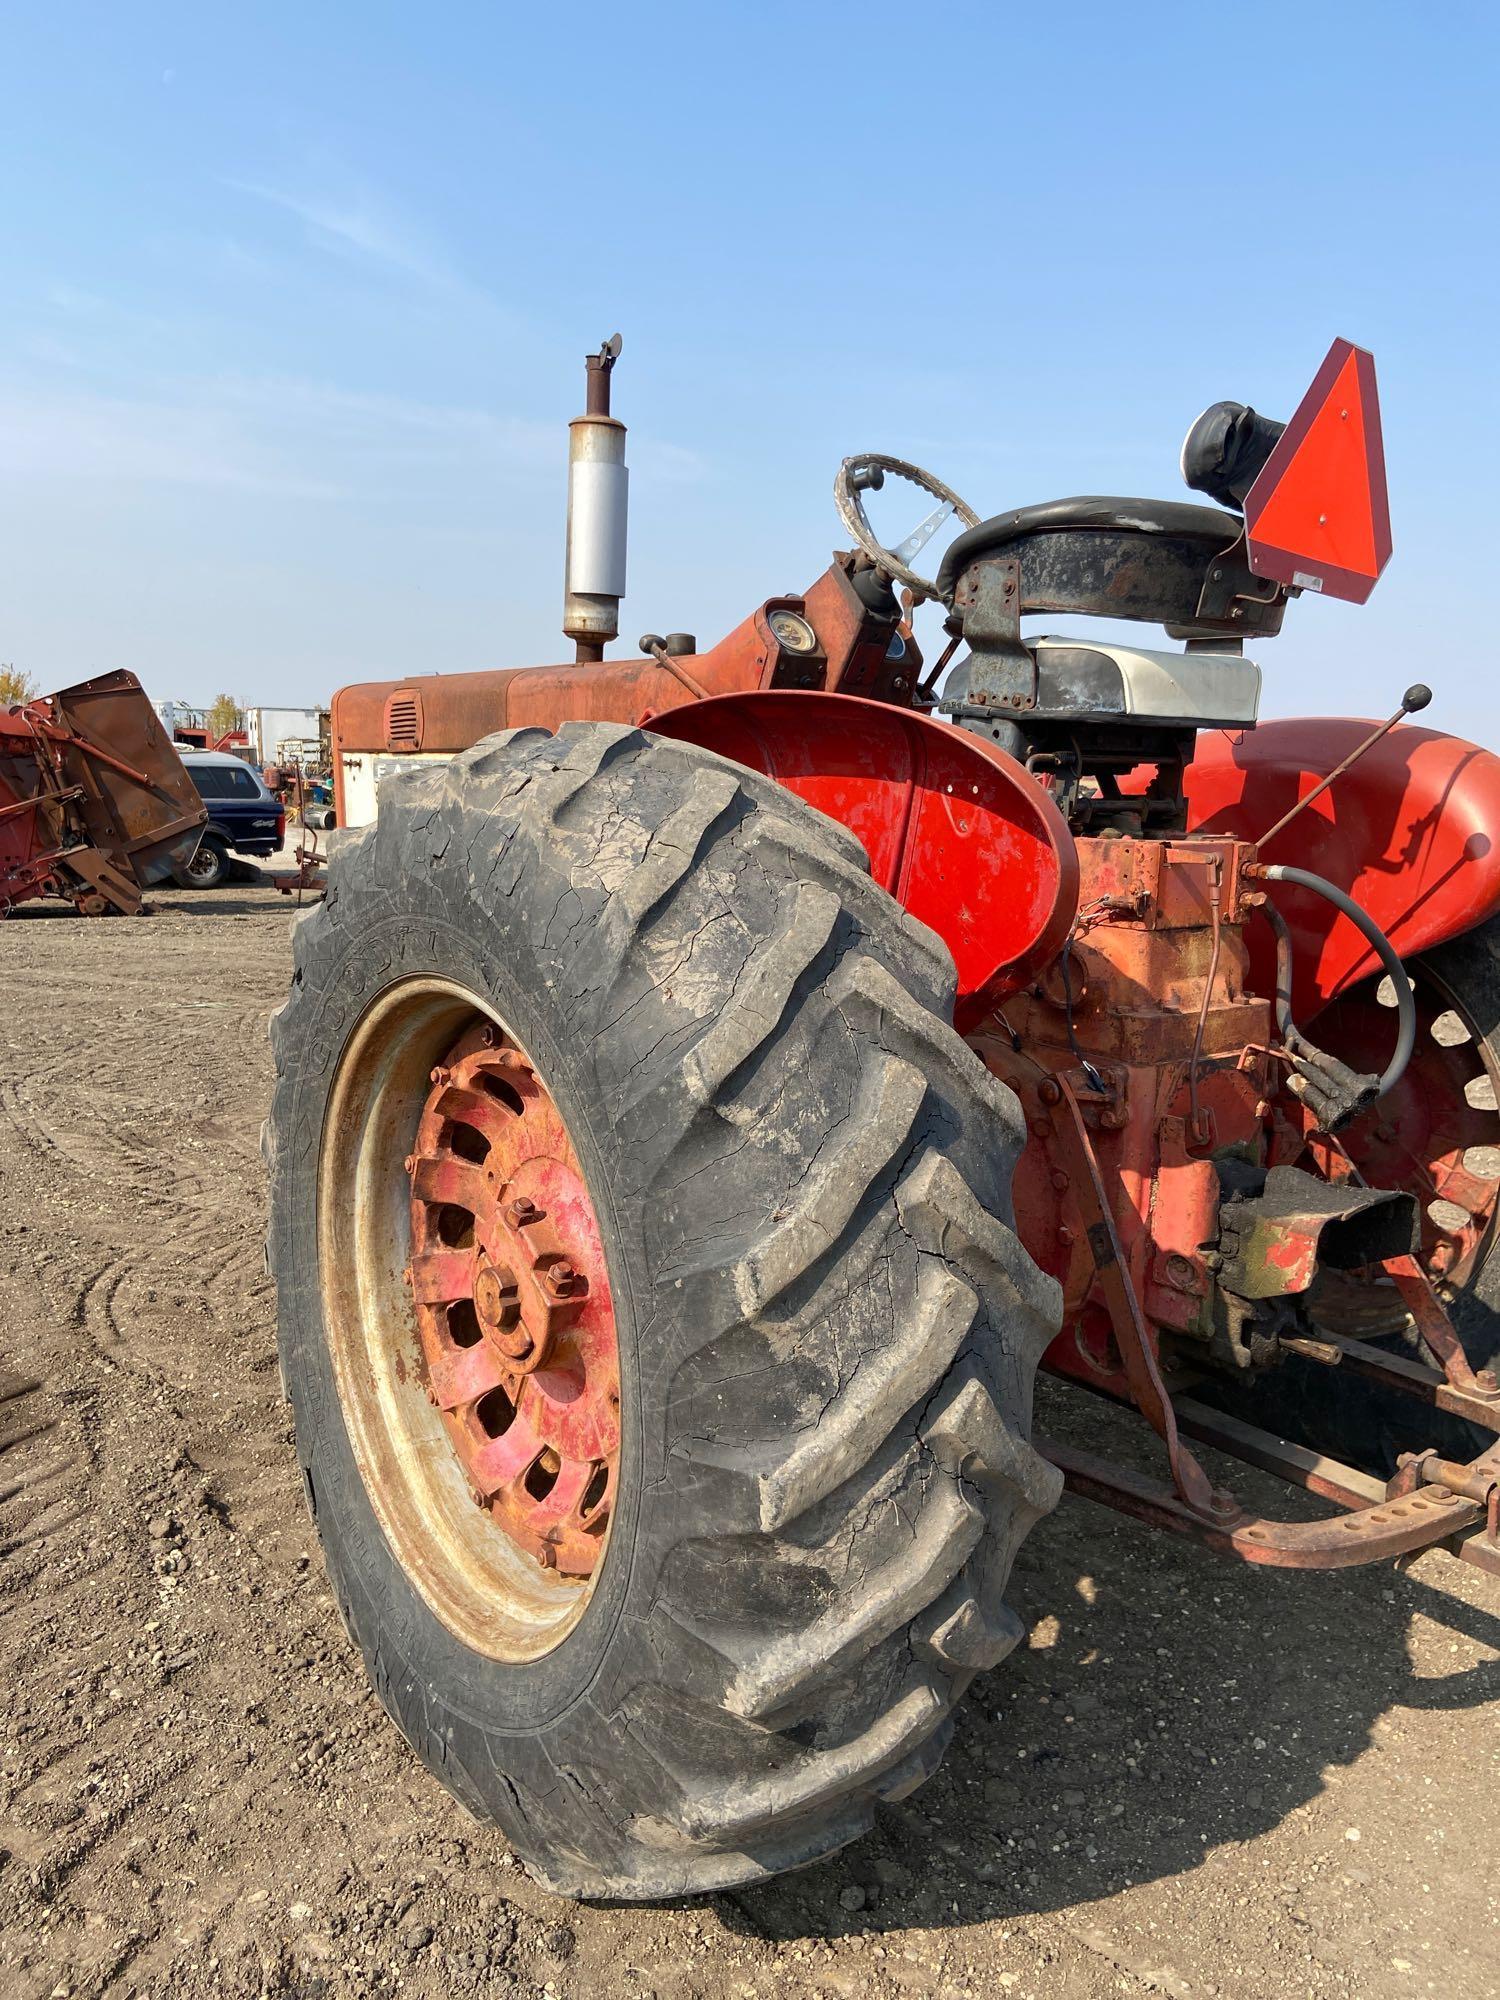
[{"x1": 935, "y1": 495, "x2": 1241, "y2": 601}]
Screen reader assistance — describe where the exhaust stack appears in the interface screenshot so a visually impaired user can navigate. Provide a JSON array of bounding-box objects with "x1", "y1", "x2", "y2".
[{"x1": 563, "y1": 334, "x2": 628, "y2": 663}]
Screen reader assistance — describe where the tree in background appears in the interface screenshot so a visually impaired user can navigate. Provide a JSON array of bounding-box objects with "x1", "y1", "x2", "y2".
[
  {"x1": 0, "y1": 664, "x2": 37, "y2": 704},
  {"x1": 206, "y1": 692, "x2": 243, "y2": 740}
]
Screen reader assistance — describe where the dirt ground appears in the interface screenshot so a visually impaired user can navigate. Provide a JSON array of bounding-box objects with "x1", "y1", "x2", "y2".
[{"x1": 1, "y1": 878, "x2": 1497, "y2": 2000}]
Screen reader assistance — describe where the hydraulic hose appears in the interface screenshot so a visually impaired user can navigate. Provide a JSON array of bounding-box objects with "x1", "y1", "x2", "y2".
[{"x1": 1256, "y1": 863, "x2": 1418, "y2": 1101}]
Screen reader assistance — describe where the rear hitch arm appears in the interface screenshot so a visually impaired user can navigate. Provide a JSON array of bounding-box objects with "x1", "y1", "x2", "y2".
[
  {"x1": 1045, "y1": 1083, "x2": 1500, "y2": 1577},
  {"x1": 1041, "y1": 1413, "x2": 1500, "y2": 1581}
]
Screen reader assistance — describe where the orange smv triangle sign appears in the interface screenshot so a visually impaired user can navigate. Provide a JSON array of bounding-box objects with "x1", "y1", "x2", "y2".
[{"x1": 1244, "y1": 339, "x2": 1392, "y2": 606}]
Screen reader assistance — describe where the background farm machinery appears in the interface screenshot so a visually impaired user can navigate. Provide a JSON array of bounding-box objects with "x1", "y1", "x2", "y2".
[{"x1": 1, "y1": 671, "x2": 205, "y2": 916}]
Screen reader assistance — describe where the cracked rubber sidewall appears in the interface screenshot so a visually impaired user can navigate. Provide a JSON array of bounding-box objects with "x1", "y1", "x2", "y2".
[{"x1": 266, "y1": 722, "x2": 1061, "y2": 1898}]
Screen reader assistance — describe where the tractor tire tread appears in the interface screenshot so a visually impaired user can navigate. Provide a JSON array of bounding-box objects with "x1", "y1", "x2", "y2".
[{"x1": 266, "y1": 721, "x2": 1060, "y2": 1899}]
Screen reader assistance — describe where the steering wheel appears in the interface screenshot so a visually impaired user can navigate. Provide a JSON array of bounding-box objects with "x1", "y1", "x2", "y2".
[{"x1": 834, "y1": 453, "x2": 980, "y2": 601}]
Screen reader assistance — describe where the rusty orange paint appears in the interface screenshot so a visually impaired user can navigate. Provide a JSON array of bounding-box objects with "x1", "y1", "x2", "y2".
[
  {"x1": 329, "y1": 557, "x2": 901, "y2": 823},
  {"x1": 975, "y1": 833, "x2": 1273, "y2": 1401}
]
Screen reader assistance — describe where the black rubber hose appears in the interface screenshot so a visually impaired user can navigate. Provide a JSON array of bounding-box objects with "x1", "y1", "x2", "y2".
[
  {"x1": 1258, "y1": 863, "x2": 1418, "y2": 1098},
  {"x1": 1259, "y1": 897, "x2": 1297, "y2": 1044}
]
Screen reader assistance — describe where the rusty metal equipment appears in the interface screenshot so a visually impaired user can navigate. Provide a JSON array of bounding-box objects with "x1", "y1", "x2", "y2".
[
  {"x1": 269, "y1": 765, "x2": 329, "y2": 905},
  {"x1": 321, "y1": 334, "x2": 1500, "y2": 1587},
  {"x1": 278, "y1": 335, "x2": 1500, "y2": 1897},
  {"x1": 1, "y1": 671, "x2": 206, "y2": 916},
  {"x1": 405, "y1": 1022, "x2": 619, "y2": 1577}
]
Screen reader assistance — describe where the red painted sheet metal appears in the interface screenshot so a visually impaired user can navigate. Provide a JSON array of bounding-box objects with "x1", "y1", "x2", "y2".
[
  {"x1": 1186, "y1": 718, "x2": 1500, "y2": 1011},
  {"x1": 650, "y1": 691, "x2": 1078, "y2": 1028}
]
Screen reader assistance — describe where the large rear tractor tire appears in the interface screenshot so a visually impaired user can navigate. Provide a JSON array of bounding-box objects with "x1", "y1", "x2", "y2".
[{"x1": 265, "y1": 722, "x2": 1061, "y2": 1899}]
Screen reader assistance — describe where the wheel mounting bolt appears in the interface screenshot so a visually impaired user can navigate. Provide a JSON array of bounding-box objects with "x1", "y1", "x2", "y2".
[
  {"x1": 404, "y1": 1154, "x2": 418, "y2": 1175},
  {"x1": 430, "y1": 1065, "x2": 451, "y2": 1086},
  {"x1": 506, "y1": 1196, "x2": 540, "y2": 1227},
  {"x1": 544, "y1": 1260, "x2": 578, "y2": 1297},
  {"x1": 536, "y1": 1545, "x2": 556, "y2": 1568}
]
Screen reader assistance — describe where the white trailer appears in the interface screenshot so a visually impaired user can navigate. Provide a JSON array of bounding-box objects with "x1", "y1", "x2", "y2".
[{"x1": 244, "y1": 706, "x2": 327, "y2": 768}]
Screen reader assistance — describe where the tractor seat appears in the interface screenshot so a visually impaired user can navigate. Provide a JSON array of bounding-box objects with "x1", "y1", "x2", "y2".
[{"x1": 935, "y1": 496, "x2": 1244, "y2": 628}]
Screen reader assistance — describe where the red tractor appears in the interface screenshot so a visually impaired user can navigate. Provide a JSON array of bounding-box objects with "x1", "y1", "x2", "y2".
[{"x1": 266, "y1": 338, "x2": 1500, "y2": 1899}]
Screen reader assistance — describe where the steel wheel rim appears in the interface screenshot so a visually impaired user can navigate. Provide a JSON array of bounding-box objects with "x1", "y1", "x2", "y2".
[
  {"x1": 317, "y1": 976, "x2": 618, "y2": 1662},
  {"x1": 186, "y1": 843, "x2": 220, "y2": 882}
]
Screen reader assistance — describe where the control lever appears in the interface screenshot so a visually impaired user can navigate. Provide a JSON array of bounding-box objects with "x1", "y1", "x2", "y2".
[{"x1": 1256, "y1": 684, "x2": 1432, "y2": 849}]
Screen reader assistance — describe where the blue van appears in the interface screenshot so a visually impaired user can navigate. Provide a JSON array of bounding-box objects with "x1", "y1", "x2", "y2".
[{"x1": 178, "y1": 751, "x2": 286, "y2": 888}]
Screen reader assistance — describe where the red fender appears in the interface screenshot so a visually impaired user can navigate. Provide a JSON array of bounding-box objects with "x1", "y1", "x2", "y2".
[
  {"x1": 649, "y1": 691, "x2": 1078, "y2": 1030},
  {"x1": 1185, "y1": 718, "x2": 1500, "y2": 1013}
]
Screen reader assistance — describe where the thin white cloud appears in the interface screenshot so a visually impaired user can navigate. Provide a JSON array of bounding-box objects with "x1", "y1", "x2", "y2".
[
  {"x1": 0, "y1": 372, "x2": 565, "y2": 500},
  {"x1": 225, "y1": 177, "x2": 479, "y2": 300},
  {"x1": 0, "y1": 386, "x2": 344, "y2": 497}
]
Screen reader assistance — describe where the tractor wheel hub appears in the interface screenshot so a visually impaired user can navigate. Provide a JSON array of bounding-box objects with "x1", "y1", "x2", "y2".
[{"x1": 404, "y1": 1023, "x2": 620, "y2": 1577}]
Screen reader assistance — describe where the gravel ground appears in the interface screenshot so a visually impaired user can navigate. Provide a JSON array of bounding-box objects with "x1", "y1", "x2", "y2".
[{"x1": 1, "y1": 878, "x2": 1497, "y2": 1999}]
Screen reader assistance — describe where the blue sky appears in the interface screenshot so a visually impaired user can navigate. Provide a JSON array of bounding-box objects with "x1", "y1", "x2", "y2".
[{"x1": 2, "y1": 2, "x2": 1496, "y2": 736}]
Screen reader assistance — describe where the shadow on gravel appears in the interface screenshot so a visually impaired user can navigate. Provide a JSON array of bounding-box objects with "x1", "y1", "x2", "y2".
[
  {"x1": 717, "y1": 1384, "x2": 1500, "y2": 1944},
  {"x1": 153, "y1": 892, "x2": 301, "y2": 918},
  {"x1": 4, "y1": 884, "x2": 299, "y2": 922}
]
